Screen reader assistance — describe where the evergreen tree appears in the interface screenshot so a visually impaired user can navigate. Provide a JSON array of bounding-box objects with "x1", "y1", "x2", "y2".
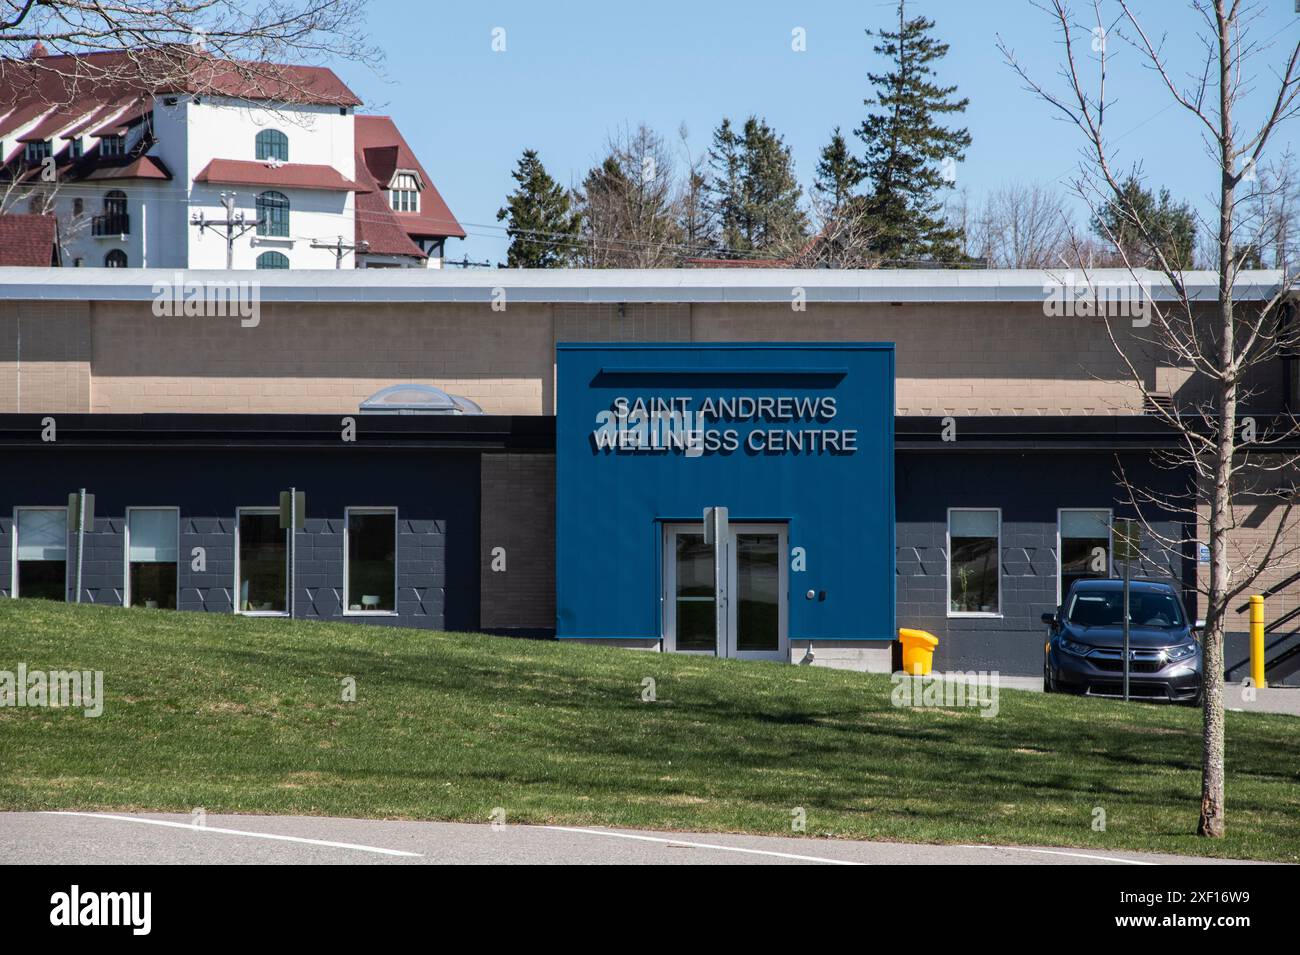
[
  {"x1": 706, "y1": 116, "x2": 808, "y2": 259},
  {"x1": 856, "y1": 1, "x2": 970, "y2": 263},
  {"x1": 1091, "y1": 175, "x2": 1197, "y2": 269},
  {"x1": 813, "y1": 128, "x2": 866, "y2": 214},
  {"x1": 496, "y1": 149, "x2": 580, "y2": 268}
]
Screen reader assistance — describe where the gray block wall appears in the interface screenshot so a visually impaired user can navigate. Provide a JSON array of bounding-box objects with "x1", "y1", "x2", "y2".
[
  {"x1": 0, "y1": 447, "x2": 480, "y2": 632},
  {"x1": 896, "y1": 451, "x2": 1190, "y2": 675},
  {"x1": 480, "y1": 453, "x2": 556, "y2": 631}
]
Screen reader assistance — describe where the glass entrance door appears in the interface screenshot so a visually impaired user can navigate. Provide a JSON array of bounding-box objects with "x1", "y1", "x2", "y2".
[
  {"x1": 668, "y1": 529, "x2": 718, "y2": 653},
  {"x1": 663, "y1": 523, "x2": 787, "y2": 660}
]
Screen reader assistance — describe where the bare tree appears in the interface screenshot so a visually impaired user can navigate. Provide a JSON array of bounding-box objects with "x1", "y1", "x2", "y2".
[
  {"x1": 791, "y1": 194, "x2": 884, "y2": 268},
  {"x1": 988, "y1": 182, "x2": 1075, "y2": 267},
  {"x1": 1002, "y1": 0, "x2": 1300, "y2": 839},
  {"x1": 575, "y1": 123, "x2": 684, "y2": 268},
  {"x1": 1241, "y1": 147, "x2": 1300, "y2": 273},
  {"x1": 0, "y1": 0, "x2": 377, "y2": 108},
  {"x1": 676, "y1": 124, "x2": 716, "y2": 260}
]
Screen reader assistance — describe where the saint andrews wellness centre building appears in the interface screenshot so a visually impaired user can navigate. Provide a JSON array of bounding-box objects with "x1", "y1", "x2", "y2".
[{"x1": 0, "y1": 267, "x2": 1297, "y2": 685}]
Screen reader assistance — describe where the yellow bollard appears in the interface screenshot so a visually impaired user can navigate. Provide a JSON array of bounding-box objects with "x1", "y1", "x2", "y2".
[{"x1": 1250, "y1": 595, "x2": 1267, "y2": 690}]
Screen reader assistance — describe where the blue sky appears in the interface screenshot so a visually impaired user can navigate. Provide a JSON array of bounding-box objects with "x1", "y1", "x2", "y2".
[{"x1": 333, "y1": 1, "x2": 1299, "y2": 266}]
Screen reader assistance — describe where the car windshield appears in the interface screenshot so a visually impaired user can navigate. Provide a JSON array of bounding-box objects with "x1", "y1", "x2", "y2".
[{"x1": 1066, "y1": 590, "x2": 1185, "y2": 629}]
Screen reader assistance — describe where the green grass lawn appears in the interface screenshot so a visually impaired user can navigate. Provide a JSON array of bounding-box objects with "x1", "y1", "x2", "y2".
[{"x1": 1, "y1": 599, "x2": 1297, "y2": 861}]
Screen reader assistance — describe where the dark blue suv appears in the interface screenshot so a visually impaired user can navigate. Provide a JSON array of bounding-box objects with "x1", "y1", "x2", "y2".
[{"x1": 1042, "y1": 578, "x2": 1203, "y2": 704}]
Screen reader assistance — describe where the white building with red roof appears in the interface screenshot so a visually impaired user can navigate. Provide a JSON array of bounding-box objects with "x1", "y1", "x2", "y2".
[{"x1": 0, "y1": 46, "x2": 462, "y2": 269}]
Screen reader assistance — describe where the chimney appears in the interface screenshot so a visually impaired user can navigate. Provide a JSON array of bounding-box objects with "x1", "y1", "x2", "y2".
[{"x1": 27, "y1": 41, "x2": 48, "y2": 59}]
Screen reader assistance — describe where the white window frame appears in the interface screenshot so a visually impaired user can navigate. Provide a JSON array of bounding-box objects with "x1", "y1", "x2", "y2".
[
  {"x1": 234, "y1": 507, "x2": 289, "y2": 616},
  {"x1": 946, "y1": 507, "x2": 1003, "y2": 619},
  {"x1": 1056, "y1": 508, "x2": 1114, "y2": 606},
  {"x1": 11, "y1": 505, "x2": 69, "y2": 600},
  {"x1": 124, "y1": 506, "x2": 181, "y2": 609},
  {"x1": 343, "y1": 506, "x2": 398, "y2": 616},
  {"x1": 389, "y1": 173, "x2": 420, "y2": 213}
]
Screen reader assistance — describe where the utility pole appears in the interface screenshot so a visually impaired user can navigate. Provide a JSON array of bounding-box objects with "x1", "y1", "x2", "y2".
[
  {"x1": 190, "y1": 192, "x2": 261, "y2": 269},
  {"x1": 311, "y1": 235, "x2": 369, "y2": 268},
  {"x1": 444, "y1": 253, "x2": 493, "y2": 269}
]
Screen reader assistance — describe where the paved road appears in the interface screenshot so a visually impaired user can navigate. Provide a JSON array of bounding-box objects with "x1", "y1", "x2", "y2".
[
  {"x1": 946, "y1": 673, "x2": 1300, "y2": 717},
  {"x1": 0, "y1": 811, "x2": 1256, "y2": 865}
]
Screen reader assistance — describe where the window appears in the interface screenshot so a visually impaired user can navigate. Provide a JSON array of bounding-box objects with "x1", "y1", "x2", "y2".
[
  {"x1": 344, "y1": 508, "x2": 397, "y2": 613},
  {"x1": 13, "y1": 507, "x2": 67, "y2": 601},
  {"x1": 72, "y1": 198, "x2": 84, "y2": 216},
  {"x1": 104, "y1": 249, "x2": 127, "y2": 268},
  {"x1": 236, "y1": 510, "x2": 287, "y2": 614},
  {"x1": 255, "y1": 129, "x2": 289, "y2": 162},
  {"x1": 100, "y1": 135, "x2": 125, "y2": 157},
  {"x1": 1058, "y1": 509, "x2": 1112, "y2": 604},
  {"x1": 104, "y1": 190, "x2": 127, "y2": 217},
  {"x1": 69, "y1": 137, "x2": 83, "y2": 160},
  {"x1": 389, "y1": 173, "x2": 420, "y2": 213},
  {"x1": 24, "y1": 140, "x2": 51, "y2": 163},
  {"x1": 1066, "y1": 590, "x2": 1185, "y2": 629},
  {"x1": 125, "y1": 508, "x2": 178, "y2": 609},
  {"x1": 948, "y1": 508, "x2": 1000, "y2": 616},
  {"x1": 256, "y1": 251, "x2": 289, "y2": 270},
  {"x1": 256, "y1": 191, "x2": 289, "y2": 237}
]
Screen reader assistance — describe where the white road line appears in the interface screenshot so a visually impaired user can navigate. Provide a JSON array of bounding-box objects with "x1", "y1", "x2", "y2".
[
  {"x1": 540, "y1": 825, "x2": 864, "y2": 865},
  {"x1": 959, "y1": 844, "x2": 1155, "y2": 865},
  {"x1": 42, "y1": 811, "x2": 422, "y2": 858}
]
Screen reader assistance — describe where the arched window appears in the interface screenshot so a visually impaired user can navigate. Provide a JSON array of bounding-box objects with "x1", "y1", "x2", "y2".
[
  {"x1": 256, "y1": 191, "x2": 289, "y2": 237},
  {"x1": 256, "y1": 251, "x2": 290, "y2": 270},
  {"x1": 104, "y1": 190, "x2": 127, "y2": 217},
  {"x1": 255, "y1": 129, "x2": 288, "y2": 162},
  {"x1": 104, "y1": 249, "x2": 127, "y2": 268}
]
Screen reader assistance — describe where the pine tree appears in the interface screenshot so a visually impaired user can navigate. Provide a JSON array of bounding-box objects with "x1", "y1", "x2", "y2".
[
  {"x1": 1091, "y1": 175, "x2": 1197, "y2": 269},
  {"x1": 804, "y1": 128, "x2": 875, "y2": 268},
  {"x1": 813, "y1": 128, "x2": 865, "y2": 214},
  {"x1": 856, "y1": 1, "x2": 970, "y2": 264},
  {"x1": 496, "y1": 149, "x2": 581, "y2": 268},
  {"x1": 706, "y1": 116, "x2": 808, "y2": 259}
]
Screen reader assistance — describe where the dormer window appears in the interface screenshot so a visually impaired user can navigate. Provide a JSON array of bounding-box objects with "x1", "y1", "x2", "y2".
[
  {"x1": 24, "y1": 140, "x2": 51, "y2": 163},
  {"x1": 255, "y1": 129, "x2": 288, "y2": 162},
  {"x1": 100, "y1": 135, "x2": 125, "y2": 158},
  {"x1": 69, "y1": 137, "x2": 83, "y2": 160},
  {"x1": 389, "y1": 173, "x2": 420, "y2": 213}
]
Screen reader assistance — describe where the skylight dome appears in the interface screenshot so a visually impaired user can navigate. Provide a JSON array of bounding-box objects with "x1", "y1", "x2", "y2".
[{"x1": 359, "y1": 383, "x2": 484, "y2": 415}]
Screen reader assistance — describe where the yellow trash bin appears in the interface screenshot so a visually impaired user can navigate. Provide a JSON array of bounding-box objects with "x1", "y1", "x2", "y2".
[{"x1": 898, "y1": 628, "x2": 939, "y2": 675}]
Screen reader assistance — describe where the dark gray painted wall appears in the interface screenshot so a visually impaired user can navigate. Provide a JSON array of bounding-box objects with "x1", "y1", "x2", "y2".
[
  {"x1": 0, "y1": 448, "x2": 481, "y2": 631},
  {"x1": 896, "y1": 451, "x2": 1191, "y2": 676},
  {"x1": 3, "y1": 442, "x2": 1293, "y2": 684}
]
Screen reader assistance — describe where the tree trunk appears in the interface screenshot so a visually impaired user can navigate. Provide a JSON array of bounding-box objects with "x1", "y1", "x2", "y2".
[{"x1": 1199, "y1": 0, "x2": 1234, "y2": 839}]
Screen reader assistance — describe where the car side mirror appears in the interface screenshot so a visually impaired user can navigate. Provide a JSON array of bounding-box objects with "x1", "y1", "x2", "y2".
[
  {"x1": 1194, "y1": 619, "x2": 1206, "y2": 631},
  {"x1": 1040, "y1": 612, "x2": 1056, "y2": 625}
]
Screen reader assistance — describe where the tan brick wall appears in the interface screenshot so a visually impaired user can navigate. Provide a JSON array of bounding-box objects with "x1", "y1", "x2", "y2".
[
  {"x1": 0, "y1": 301, "x2": 92, "y2": 412},
  {"x1": 554, "y1": 303, "x2": 690, "y2": 342},
  {"x1": 692, "y1": 302, "x2": 1157, "y2": 415},
  {"x1": 1197, "y1": 474, "x2": 1300, "y2": 631},
  {"x1": 0, "y1": 296, "x2": 1229, "y2": 418},
  {"x1": 86, "y1": 300, "x2": 555, "y2": 415},
  {"x1": 480, "y1": 453, "x2": 555, "y2": 629}
]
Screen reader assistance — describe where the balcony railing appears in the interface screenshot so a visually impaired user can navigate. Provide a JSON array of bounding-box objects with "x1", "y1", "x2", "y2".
[{"x1": 91, "y1": 213, "x2": 129, "y2": 237}]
